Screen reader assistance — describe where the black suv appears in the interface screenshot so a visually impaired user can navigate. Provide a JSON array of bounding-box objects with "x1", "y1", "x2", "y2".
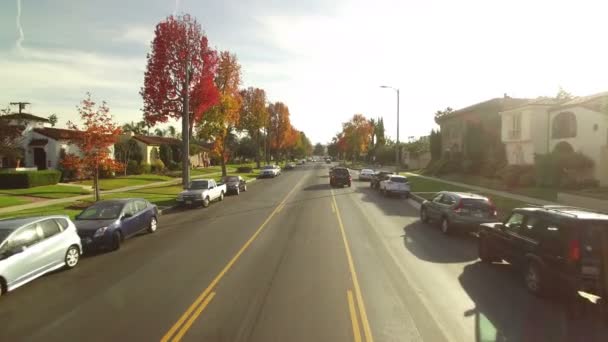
[
  {"x1": 370, "y1": 171, "x2": 394, "y2": 189},
  {"x1": 478, "y1": 206, "x2": 608, "y2": 301},
  {"x1": 329, "y1": 167, "x2": 351, "y2": 187}
]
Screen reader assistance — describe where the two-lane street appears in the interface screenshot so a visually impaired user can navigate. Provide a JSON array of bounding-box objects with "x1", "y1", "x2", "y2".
[{"x1": 0, "y1": 164, "x2": 606, "y2": 341}]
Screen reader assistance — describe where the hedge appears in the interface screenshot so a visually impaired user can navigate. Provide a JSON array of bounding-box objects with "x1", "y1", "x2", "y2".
[{"x1": 0, "y1": 170, "x2": 61, "y2": 189}]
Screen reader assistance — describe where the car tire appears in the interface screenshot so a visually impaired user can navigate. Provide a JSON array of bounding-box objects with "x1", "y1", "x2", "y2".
[
  {"x1": 111, "y1": 231, "x2": 122, "y2": 251},
  {"x1": 235, "y1": 188, "x2": 240, "y2": 196},
  {"x1": 524, "y1": 261, "x2": 546, "y2": 296},
  {"x1": 440, "y1": 218, "x2": 451, "y2": 235},
  {"x1": 219, "y1": 192, "x2": 224, "y2": 201},
  {"x1": 64, "y1": 245, "x2": 80, "y2": 269},
  {"x1": 478, "y1": 237, "x2": 498, "y2": 263},
  {"x1": 0, "y1": 277, "x2": 6, "y2": 297},
  {"x1": 420, "y1": 207, "x2": 429, "y2": 223},
  {"x1": 148, "y1": 216, "x2": 158, "y2": 233},
  {"x1": 203, "y1": 197, "x2": 210, "y2": 208},
  {"x1": 243, "y1": 185, "x2": 247, "y2": 192},
  {"x1": 382, "y1": 189, "x2": 388, "y2": 197},
  {"x1": 348, "y1": 183, "x2": 352, "y2": 187}
]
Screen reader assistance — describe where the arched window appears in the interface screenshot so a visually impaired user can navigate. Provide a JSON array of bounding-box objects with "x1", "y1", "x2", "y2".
[{"x1": 552, "y1": 112, "x2": 577, "y2": 139}]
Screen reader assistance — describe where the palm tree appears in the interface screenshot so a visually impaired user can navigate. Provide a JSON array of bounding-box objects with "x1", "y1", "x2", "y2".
[
  {"x1": 154, "y1": 128, "x2": 165, "y2": 137},
  {"x1": 122, "y1": 121, "x2": 142, "y2": 134}
]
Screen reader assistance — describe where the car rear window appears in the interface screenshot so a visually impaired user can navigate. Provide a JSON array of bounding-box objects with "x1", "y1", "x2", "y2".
[
  {"x1": 461, "y1": 198, "x2": 491, "y2": 209},
  {"x1": 333, "y1": 169, "x2": 349, "y2": 175},
  {"x1": 390, "y1": 177, "x2": 408, "y2": 183}
]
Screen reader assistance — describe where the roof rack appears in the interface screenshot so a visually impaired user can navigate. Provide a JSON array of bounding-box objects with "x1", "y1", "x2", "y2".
[{"x1": 542, "y1": 205, "x2": 608, "y2": 215}]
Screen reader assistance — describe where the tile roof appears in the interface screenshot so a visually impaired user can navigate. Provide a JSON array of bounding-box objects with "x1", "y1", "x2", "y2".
[
  {"x1": 33, "y1": 127, "x2": 85, "y2": 141},
  {"x1": 133, "y1": 135, "x2": 182, "y2": 146},
  {"x1": 1, "y1": 113, "x2": 50, "y2": 122},
  {"x1": 436, "y1": 97, "x2": 531, "y2": 122},
  {"x1": 551, "y1": 91, "x2": 608, "y2": 113}
]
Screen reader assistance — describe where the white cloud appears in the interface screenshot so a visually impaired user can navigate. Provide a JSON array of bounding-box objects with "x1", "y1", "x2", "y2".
[{"x1": 113, "y1": 25, "x2": 155, "y2": 46}]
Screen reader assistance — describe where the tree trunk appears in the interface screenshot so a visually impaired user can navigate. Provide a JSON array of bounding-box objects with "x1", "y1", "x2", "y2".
[
  {"x1": 220, "y1": 143, "x2": 227, "y2": 176},
  {"x1": 94, "y1": 161, "x2": 100, "y2": 202},
  {"x1": 255, "y1": 129, "x2": 261, "y2": 169}
]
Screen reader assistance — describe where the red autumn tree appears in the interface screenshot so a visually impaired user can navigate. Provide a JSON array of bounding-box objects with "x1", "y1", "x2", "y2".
[
  {"x1": 141, "y1": 14, "x2": 220, "y2": 138},
  {"x1": 61, "y1": 93, "x2": 123, "y2": 201}
]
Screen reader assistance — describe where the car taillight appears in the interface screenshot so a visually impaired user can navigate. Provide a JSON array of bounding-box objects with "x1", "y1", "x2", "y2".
[
  {"x1": 453, "y1": 200, "x2": 464, "y2": 214},
  {"x1": 568, "y1": 239, "x2": 581, "y2": 262}
]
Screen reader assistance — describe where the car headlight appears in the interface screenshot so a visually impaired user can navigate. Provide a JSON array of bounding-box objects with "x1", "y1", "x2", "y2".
[
  {"x1": 93, "y1": 226, "x2": 108, "y2": 238},
  {"x1": 197, "y1": 193, "x2": 204, "y2": 198}
]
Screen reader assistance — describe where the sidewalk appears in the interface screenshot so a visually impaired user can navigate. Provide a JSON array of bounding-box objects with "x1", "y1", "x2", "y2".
[
  {"x1": 404, "y1": 172, "x2": 558, "y2": 206},
  {"x1": 0, "y1": 172, "x2": 222, "y2": 215}
]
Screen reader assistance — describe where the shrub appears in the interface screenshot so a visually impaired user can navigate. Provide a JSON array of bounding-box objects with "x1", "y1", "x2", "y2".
[
  {"x1": 151, "y1": 159, "x2": 165, "y2": 173},
  {"x1": 138, "y1": 163, "x2": 152, "y2": 175},
  {"x1": 159, "y1": 144, "x2": 173, "y2": 167},
  {"x1": 0, "y1": 170, "x2": 61, "y2": 189},
  {"x1": 126, "y1": 160, "x2": 139, "y2": 175},
  {"x1": 168, "y1": 161, "x2": 181, "y2": 171},
  {"x1": 237, "y1": 166, "x2": 253, "y2": 173}
]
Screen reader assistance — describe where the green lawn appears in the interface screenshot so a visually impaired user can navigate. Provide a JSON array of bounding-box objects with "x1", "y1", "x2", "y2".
[
  {"x1": 77, "y1": 174, "x2": 173, "y2": 191},
  {"x1": 0, "y1": 195, "x2": 31, "y2": 208},
  {"x1": 405, "y1": 174, "x2": 525, "y2": 220},
  {"x1": 0, "y1": 202, "x2": 84, "y2": 220},
  {"x1": 0, "y1": 184, "x2": 91, "y2": 199}
]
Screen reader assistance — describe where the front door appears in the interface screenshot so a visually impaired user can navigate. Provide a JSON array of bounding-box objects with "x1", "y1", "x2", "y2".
[{"x1": 33, "y1": 148, "x2": 47, "y2": 170}]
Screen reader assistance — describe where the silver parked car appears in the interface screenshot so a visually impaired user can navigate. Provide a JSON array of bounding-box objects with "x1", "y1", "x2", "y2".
[
  {"x1": 0, "y1": 216, "x2": 82, "y2": 297},
  {"x1": 420, "y1": 192, "x2": 498, "y2": 235}
]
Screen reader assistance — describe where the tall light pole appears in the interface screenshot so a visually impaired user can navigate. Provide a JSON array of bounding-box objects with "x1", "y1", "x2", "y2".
[
  {"x1": 182, "y1": 63, "x2": 192, "y2": 189},
  {"x1": 380, "y1": 85, "x2": 400, "y2": 173}
]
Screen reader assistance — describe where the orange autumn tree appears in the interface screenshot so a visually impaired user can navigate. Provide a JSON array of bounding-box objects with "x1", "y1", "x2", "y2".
[
  {"x1": 342, "y1": 114, "x2": 373, "y2": 161},
  {"x1": 61, "y1": 93, "x2": 123, "y2": 201}
]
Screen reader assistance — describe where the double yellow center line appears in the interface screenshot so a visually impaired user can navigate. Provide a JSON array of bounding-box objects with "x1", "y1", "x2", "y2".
[
  {"x1": 331, "y1": 189, "x2": 374, "y2": 342},
  {"x1": 160, "y1": 177, "x2": 306, "y2": 342}
]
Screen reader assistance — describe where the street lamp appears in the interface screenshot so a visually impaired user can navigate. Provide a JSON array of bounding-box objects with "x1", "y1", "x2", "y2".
[{"x1": 380, "y1": 85, "x2": 400, "y2": 173}]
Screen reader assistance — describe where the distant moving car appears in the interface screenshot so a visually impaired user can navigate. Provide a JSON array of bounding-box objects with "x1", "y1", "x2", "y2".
[
  {"x1": 298, "y1": 160, "x2": 306, "y2": 165},
  {"x1": 285, "y1": 162, "x2": 296, "y2": 170},
  {"x1": 75, "y1": 199, "x2": 159, "y2": 251},
  {"x1": 325, "y1": 158, "x2": 332, "y2": 164},
  {"x1": 0, "y1": 216, "x2": 82, "y2": 296},
  {"x1": 420, "y1": 192, "x2": 497, "y2": 235},
  {"x1": 379, "y1": 175, "x2": 411, "y2": 198},
  {"x1": 220, "y1": 175, "x2": 247, "y2": 195},
  {"x1": 478, "y1": 206, "x2": 608, "y2": 300},
  {"x1": 330, "y1": 167, "x2": 351, "y2": 187},
  {"x1": 358, "y1": 169, "x2": 375, "y2": 181},
  {"x1": 370, "y1": 171, "x2": 394, "y2": 189},
  {"x1": 176, "y1": 179, "x2": 226, "y2": 208}
]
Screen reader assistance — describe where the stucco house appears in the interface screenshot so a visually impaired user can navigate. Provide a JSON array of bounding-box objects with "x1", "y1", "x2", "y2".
[
  {"x1": 500, "y1": 92, "x2": 608, "y2": 185},
  {"x1": 435, "y1": 95, "x2": 530, "y2": 158},
  {"x1": 119, "y1": 133, "x2": 211, "y2": 168}
]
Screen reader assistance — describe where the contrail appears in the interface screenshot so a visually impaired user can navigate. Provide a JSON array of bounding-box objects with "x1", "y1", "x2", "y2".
[
  {"x1": 173, "y1": 0, "x2": 180, "y2": 16},
  {"x1": 16, "y1": 0, "x2": 24, "y2": 50}
]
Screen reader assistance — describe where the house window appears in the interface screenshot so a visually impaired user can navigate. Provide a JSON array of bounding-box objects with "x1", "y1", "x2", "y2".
[
  {"x1": 509, "y1": 113, "x2": 521, "y2": 139},
  {"x1": 552, "y1": 112, "x2": 577, "y2": 139}
]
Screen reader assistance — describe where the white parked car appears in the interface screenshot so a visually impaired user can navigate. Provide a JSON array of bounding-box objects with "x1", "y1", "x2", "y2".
[
  {"x1": 259, "y1": 165, "x2": 281, "y2": 178},
  {"x1": 0, "y1": 216, "x2": 82, "y2": 296},
  {"x1": 358, "y1": 169, "x2": 375, "y2": 181},
  {"x1": 379, "y1": 175, "x2": 411, "y2": 198},
  {"x1": 176, "y1": 179, "x2": 226, "y2": 208}
]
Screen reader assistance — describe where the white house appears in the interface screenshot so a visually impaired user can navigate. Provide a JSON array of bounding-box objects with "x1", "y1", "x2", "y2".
[{"x1": 500, "y1": 92, "x2": 608, "y2": 185}]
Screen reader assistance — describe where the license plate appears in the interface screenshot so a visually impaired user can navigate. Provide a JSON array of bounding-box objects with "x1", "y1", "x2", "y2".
[
  {"x1": 186, "y1": 201, "x2": 192, "y2": 205},
  {"x1": 582, "y1": 266, "x2": 600, "y2": 276},
  {"x1": 473, "y1": 212, "x2": 484, "y2": 218}
]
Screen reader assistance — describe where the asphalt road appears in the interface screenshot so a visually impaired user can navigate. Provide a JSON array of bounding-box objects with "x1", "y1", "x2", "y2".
[{"x1": 0, "y1": 163, "x2": 606, "y2": 342}]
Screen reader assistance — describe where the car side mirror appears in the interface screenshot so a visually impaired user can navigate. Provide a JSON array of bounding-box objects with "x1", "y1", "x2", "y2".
[
  {"x1": 497, "y1": 223, "x2": 505, "y2": 230},
  {"x1": 122, "y1": 213, "x2": 133, "y2": 220}
]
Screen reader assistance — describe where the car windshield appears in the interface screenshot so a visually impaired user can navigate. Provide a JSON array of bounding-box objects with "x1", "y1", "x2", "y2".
[
  {"x1": 390, "y1": 177, "x2": 408, "y2": 183},
  {"x1": 262, "y1": 166, "x2": 274, "y2": 170},
  {"x1": 224, "y1": 176, "x2": 239, "y2": 182},
  {"x1": 189, "y1": 181, "x2": 209, "y2": 189},
  {"x1": 78, "y1": 203, "x2": 124, "y2": 220},
  {"x1": 362, "y1": 169, "x2": 373, "y2": 173}
]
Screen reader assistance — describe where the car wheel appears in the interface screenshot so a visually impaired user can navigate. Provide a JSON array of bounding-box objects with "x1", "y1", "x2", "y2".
[
  {"x1": 219, "y1": 192, "x2": 224, "y2": 201},
  {"x1": 243, "y1": 185, "x2": 247, "y2": 192},
  {"x1": 440, "y1": 218, "x2": 451, "y2": 235},
  {"x1": 524, "y1": 262, "x2": 545, "y2": 296},
  {"x1": 203, "y1": 197, "x2": 210, "y2": 208},
  {"x1": 348, "y1": 182, "x2": 352, "y2": 187},
  {"x1": 235, "y1": 188, "x2": 240, "y2": 196},
  {"x1": 478, "y1": 237, "x2": 498, "y2": 263},
  {"x1": 148, "y1": 216, "x2": 158, "y2": 233},
  {"x1": 111, "y1": 231, "x2": 122, "y2": 251},
  {"x1": 64, "y1": 245, "x2": 80, "y2": 269},
  {"x1": 420, "y1": 207, "x2": 429, "y2": 223},
  {"x1": 382, "y1": 189, "x2": 388, "y2": 197},
  {"x1": 0, "y1": 278, "x2": 6, "y2": 297}
]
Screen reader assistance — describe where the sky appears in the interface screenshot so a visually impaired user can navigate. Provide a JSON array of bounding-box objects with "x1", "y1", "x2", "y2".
[{"x1": 1, "y1": 0, "x2": 608, "y2": 144}]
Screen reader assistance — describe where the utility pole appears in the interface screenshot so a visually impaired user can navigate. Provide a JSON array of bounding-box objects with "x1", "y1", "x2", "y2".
[
  {"x1": 380, "y1": 85, "x2": 400, "y2": 173},
  {"x1": 10, "y1": 102, "x2": 30, "y2": 113},
  {"x1": 182, "y1": 63, "x2": 191, "y2": 189}
]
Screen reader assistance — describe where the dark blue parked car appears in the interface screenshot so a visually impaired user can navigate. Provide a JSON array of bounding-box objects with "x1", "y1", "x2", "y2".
[{"x1": 74, "y1": 199, "x2": 158, "y2": 251}]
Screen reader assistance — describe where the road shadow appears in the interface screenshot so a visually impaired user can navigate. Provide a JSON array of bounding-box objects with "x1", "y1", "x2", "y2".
[
  {"x1": 401, "y1": 221, "x2": 478, "y2": 263},
  {"x1": 459, "y1": 262, "x2": 608, "y2": 342},
  {"x1": 355, "y1": 184, "x2": 417, "y2": 218},
  {"x1": 303, "y1": 184, "x2": 332, "y2": 191}
]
